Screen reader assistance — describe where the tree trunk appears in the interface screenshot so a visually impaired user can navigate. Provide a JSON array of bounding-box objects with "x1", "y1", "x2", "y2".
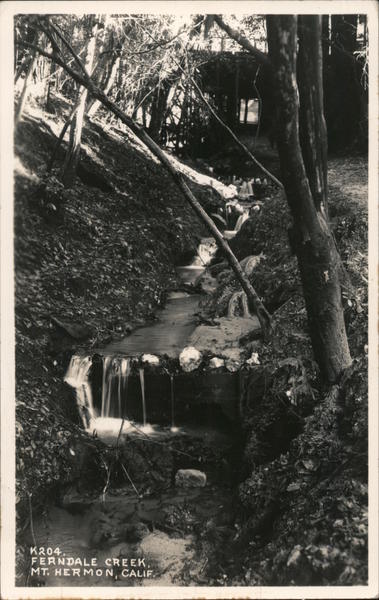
[
  {"x1": 266, "y1": 15, "x2": 351, "y2": 383},
  {"x1": 148, "y1": 79, "x2": 171, "y2": 142},
  {"x1": 61, "y1": 17, "x2": 98, "y2": 188},
  {"x1": 298, "y1": 16, "x2": 351, "y2": 291},
  {"x1": 45, "y1": 59, "x2": 56, "y2": 112},
  {"x1": 14, "y1": 48, "x2": 38, "y2": 127},
  {"x1": 298, "y1": 16, "x2": 328, "y2": 214},
  {"x1": 327, "y1": 15, "x2": 363, "y2": 151},
  {"x1": 87, "y1": 55, "x2": 120, "y2": 118},
  {"x1": 47, "y1": 104, "x2": 79, "y2": 172}
]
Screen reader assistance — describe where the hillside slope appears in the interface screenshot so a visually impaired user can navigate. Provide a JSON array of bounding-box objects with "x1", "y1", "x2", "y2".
[{"x1": 14, "y1": 96, "x2": 222, "y2": 515}]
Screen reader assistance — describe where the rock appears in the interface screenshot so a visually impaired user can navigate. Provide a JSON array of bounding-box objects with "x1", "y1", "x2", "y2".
[
  {"x1": 245, "y1": 352, "x2": 260, "y2": 366},
  {"x1": 175, "y1": 469, "x2": 207, "y2": 488},
  {"x1": 287, "y1": 545, "x2": 303, "y2": 568},
  {"x1": 189, "y1": 317, "x2": 260, "y2": 355},
  {"x1": 223, "y1": 230, "x2": 237, "y2": 240},
  {"x1": 227, "y1": 184, "x2": 238, "y2": 196},
  {"x1": 195, "y1": 271, "x2": 218, "y2": 295},
  {"x1": 139, "y1": 530, "x2": 195, "y2": 585},
  {"x1": 179, "y1": 346, "x2": 202, "y2": 372},
  {"x1": 222, "y1": 348, "x2": 243, "y2": 372},
  {"x1": 239, "y1": 254, "x2": 263, "y2": 276},
  {"x1": 141, "y1": 353, "x2": 160, "y2": 366},
  {"x1": 225, "y1": 358, "x2": 241, "y2": 373},
  {"x1": 209, "y1": 357, "x2": 225, "y2": 369}
]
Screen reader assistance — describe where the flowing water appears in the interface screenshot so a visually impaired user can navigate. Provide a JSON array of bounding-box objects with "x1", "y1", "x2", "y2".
[
  {"x1": 66, "y1": 356, "x2": 133, "y2": 430},
  {"x1": 64, "y1": 356, "x2": 95, "y2": 429},
  {"x1": 169, "y1": 374, "x2": 178, "y2": 433},
  {"x1": 139, "y1": 368, "x2": 147, "y2": 427},
  {"x1": 33, "y1": 237, "x2": 245, "y2": 587},
  {"x1": 101, "y1": 356, "x2": 112, "y2": 418},
  {"x1": 28, "y1": 424, "x2": 240, "y2": 587}
]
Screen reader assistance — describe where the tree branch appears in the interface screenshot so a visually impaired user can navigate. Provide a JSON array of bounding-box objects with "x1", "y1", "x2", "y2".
[
  {"x1": 16, "y1": 34, "x2": 272, "y2": 336},
  {"x1": 137, "y1": 28, "x2": 281, "y2": 188},
  {"x1": 40, "y1": 17, "x2": 90, "y2": 79},
  {"x1": 190, "y1": 71, "x2": 283, "y2": 189}
]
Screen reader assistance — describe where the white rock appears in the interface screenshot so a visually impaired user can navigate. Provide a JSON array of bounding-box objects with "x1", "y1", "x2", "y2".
[
  {"x1": 287, "y1": 545, "x2": 302, "y2": 568},
  {"x1": 209, "y1": 357, "x2": 225, "y2": 369},
  {"x1": 179, "y1": 346, "x2": 202, "y2": 372},
  {"x1": 175, "y1": 469, "x2": 207, "y2": 488},
  {"x1": 141, "y1": 353, "x2": 160, "y2": 366},
  {"x1": 246, "y1": 352, "x2": 260, "y2": 366}
]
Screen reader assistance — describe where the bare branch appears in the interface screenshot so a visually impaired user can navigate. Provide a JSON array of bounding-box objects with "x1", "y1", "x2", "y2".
[
  {"x1": 213, "y1": 15, "x2": 271, "y2": 67},
  {"x1": 16, "y1": 36, "x2": 272, "y2": 335},
  {"x1": 40, "y1": 17, "x2": 90, "y2": 79}
]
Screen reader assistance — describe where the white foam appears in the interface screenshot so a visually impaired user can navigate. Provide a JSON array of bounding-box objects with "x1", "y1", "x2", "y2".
[{"x1": 87, "y1": 417, "x2": 133, "y2": 437}]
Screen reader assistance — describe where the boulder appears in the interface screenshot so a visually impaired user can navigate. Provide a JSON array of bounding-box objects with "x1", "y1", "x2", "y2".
[
  {"x1": 209, "y1": 357, "x2": 225, "y2": 369},
  {"x1": 189, "y1": 316, "x2": 260, "y2": 355},
  {"x1": 141, "y1": 353, "x2": 160, "y2": 366},
  {"x1": 179, "y1": 346, "x2": 202, "y2": 372},
  {"x1": 222, "y1": 347, "x2": 242, "y2": 372},
  {"x1": 175, "y1": 469, "x2": 207, "y2": 488},
  {"x1": 245, "y1": 352, "x2": 260, "y2": 366}
]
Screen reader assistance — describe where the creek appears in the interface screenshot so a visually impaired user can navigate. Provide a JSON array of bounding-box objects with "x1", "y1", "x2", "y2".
[{"x1": 28, "y1": 224, "x2": 257, "y2": 587}]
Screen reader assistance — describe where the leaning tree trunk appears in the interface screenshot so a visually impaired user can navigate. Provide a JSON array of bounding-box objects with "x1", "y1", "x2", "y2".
[
  {"x1": 61, "y1": 17, "x2": 98, "y2": 188},
  {"x1": 24, "y1": 31, "x2": 272, "y2": 336},
  {"x1": 266, "y1": 15, "x2": 351, "y2": 383}
]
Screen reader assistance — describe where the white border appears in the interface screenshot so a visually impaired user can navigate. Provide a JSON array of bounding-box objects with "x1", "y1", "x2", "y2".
[{"x1": 1, "y1": 2, "x2": 378, "y2": 599}]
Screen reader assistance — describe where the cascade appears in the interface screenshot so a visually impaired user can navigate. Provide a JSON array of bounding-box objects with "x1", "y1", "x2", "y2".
[
  {"x1": 139, "y1": 368, "x2": 147, "y2": 427},
  {"x1": 234, "y1": 210, "x2": 249, "y2": 233},
  {"x1": 189, "y1": 238, "x2": 217, "y2": 268},
  {"x1": 101, "y1": 356, "x2": 112, "y2": 417},
  {"x1": 170, "y1": 373, "x2": 179, "y2": 433},
  {"x1": 100, "y1": 356, "x2": 131, "y2": 419},
  {"x1": 120, "y1": 358, "x2": 131, "y2": 418},
  {"x1": 64, "y1": 356, "x2": 95, "y2": 428}
]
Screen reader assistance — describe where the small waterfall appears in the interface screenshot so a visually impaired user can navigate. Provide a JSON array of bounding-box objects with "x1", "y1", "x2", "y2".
[
  {"x1": 139, "y1": 368, "x2": 147, "y2": 427},
  {"x1": 234, "y1": 210, "x2": 249, "y2": 233},
  {"x1": 64, "y1": 356, "x2": 95, "y2": 428},
  {"x1": 170, "y1": 374, "x2": 179, "y2": 433},
  {"x1": 101, "y1": 356, "x2": 112, "y2": 418},
  {"x1": 191, "y1": 238, "x2": 217, "y2": 267},
  {"x1": 101, "y1": 356, "x2": 131, "y2": 419},
  {"x1": 120, "y1": 358, "x2": 131, "y2": 418}
]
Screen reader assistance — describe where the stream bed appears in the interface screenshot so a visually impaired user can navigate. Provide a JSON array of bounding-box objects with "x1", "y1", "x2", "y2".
[
  {"x1": 25, "y1": 237, "x2": 251, "y2": 587},
  {"x1": 29, "y1": 424, "x2": 242, "y2": 587}
]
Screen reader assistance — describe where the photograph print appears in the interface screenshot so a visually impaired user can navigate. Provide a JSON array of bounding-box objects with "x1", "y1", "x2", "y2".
[{"x1": 1, "y1": 1, "x2": 378, "y2": 598}]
